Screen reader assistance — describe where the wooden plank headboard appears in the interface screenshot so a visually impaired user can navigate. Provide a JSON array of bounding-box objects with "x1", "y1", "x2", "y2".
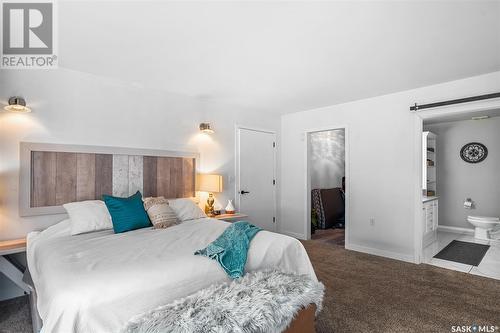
[{"x1": 19, "y1": 142, "x2": 199, "y2": 216}]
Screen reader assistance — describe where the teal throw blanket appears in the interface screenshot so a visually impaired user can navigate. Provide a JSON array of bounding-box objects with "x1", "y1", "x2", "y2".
[{"x1": 195, "y1": 221, "x2": 262, "y2": 279}]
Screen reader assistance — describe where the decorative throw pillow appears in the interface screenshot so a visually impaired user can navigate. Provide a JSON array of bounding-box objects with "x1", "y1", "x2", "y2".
[
  {"x1": 63, "y1": 200, "x2": 113, "y2": 235},
  {"x1": 143, "y1": 197, "x2": 179, "y2": 229},
  {"x1": 103, "y1": 191, "x2": 152, "y2": 233},
  {"x1": 167, "y1": 198, "x2": 206, "y2": 222}
]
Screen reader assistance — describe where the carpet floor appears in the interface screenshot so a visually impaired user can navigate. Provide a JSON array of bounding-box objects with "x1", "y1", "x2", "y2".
[
  {"x1": 0, "y1": 295, "x2": 32, "y2": 333},
  {"x1": 311, "y1": 228, "x2": 345, "y2": 246},
  {"x1": 1, "y1": 241, "x2": 499, "y2": 333},
  {"x1": 303, "y1": 240, "x2": 500, "y2": 333}
]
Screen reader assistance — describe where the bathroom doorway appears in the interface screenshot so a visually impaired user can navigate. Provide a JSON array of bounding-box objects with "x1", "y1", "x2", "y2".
[
  {"x1": 306, "y1": 127, "x2": 348, "y2": 247},
  {"x1": 414, "y1": 104, "x2": 500, "y2": 279}
]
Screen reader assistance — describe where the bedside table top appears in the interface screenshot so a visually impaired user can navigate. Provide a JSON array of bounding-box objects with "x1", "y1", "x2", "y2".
[
  {"x1": 0, "y1": 238, "x2": 27, "y2": 256},
  {"x1": 213, "y1": 213, "x2": 248, "y2": 220}
]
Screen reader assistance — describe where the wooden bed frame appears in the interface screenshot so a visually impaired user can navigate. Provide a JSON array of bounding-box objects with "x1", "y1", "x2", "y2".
[{"x1": 284, "y1": 304, "x2": 317, "y2": 333}]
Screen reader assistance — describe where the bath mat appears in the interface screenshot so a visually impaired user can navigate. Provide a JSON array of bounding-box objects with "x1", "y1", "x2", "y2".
[{"x1": 434, "y1": 240, "x2": 490, "y2": 266}]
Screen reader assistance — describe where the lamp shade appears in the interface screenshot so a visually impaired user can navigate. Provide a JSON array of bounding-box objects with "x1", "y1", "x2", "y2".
[{"x1": 197, "y1": 174, "x2": 223, "y2": 193}]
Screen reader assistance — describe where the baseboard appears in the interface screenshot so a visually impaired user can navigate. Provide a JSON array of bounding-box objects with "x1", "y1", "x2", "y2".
[
  {"x1": 437, "y1": 225, "x2": 474, "y2": 234},
  {"x1": 279, "y1": 230, "x2": 307, "y2": 240},
  {"x1": 346, "y1": 243, "x2": 416, "y2": 264}
]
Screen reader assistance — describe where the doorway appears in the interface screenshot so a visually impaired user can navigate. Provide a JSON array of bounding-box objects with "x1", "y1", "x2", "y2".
[
  {"x1": 306, "y1": 127, "x2": 349, "y2": 247},
  {"x1": 236, "y1": 127, "x2": 277, "y2": 231},
  {"x1": 414, "y1": 103, "x2": 500, "y2": 280}
]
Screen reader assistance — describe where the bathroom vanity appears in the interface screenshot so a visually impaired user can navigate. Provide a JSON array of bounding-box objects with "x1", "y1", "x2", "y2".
[{"x1": 422, "y1": 197, "x2": 439, "y2": 247}]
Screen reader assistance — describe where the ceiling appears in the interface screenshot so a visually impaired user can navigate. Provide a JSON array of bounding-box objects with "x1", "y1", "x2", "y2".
[
  {"x1": 424, "y1": 108, "x2": 500, "y2": 125},
  {"x1": 58, "y1": 1, "x2": 500, "y2": 114}
]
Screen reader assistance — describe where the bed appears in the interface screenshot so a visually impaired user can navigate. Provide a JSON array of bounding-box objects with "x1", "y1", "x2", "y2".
[
  {"x1": 27, "y1": 217, "x2": 316, "y2": 333},
  {"x1": 21, "y1": 142, "x2": 317, "y2": 332}
]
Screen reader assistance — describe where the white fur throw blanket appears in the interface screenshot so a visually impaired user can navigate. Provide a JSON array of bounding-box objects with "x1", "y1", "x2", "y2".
[{"x1": 122, "y1": 270, "x2": 324, "y2": 333}]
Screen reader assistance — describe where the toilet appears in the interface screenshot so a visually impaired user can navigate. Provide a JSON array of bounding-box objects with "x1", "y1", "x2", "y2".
[{"x1": 467, "y1": 216, "x2": 500, "y2": 240}]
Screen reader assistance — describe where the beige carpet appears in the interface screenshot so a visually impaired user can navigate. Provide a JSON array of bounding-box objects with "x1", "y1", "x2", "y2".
[{"x1": 303, "y1": 240, "x2": 500, "y2": 333}]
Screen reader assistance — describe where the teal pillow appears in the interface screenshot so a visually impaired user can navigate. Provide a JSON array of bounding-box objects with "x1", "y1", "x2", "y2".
[{"x1": 103, "y1": 191, "x2": 152, "y2": 233}]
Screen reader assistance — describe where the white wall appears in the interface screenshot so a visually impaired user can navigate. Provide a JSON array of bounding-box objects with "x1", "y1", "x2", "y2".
[
  {"x1": 280, "y1": 71, "x2": 500, "y2": 262},
  {"x1": 0, "y1": 68, "x2": 281, "y2": 239},
  {"x1": 425, "y1": 117, "x2": 500, "y2": 229},
  {"x1": 310, "y1": 129, "x2": 345, "y2": 189}
]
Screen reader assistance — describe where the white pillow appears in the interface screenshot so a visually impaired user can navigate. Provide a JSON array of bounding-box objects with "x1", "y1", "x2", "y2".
[
  {"x1": 167, "y1": 198, "x2": 206, "y2": 222},
  {"x1": 63, "y1": 200, "x2": 113, "y2": 235}
]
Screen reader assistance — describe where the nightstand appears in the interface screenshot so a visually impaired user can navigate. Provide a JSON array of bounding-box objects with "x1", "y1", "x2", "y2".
[
  {"x1": 0, "y1": 238, "x2": 31, "y2": 294},
  {"x1": 213, "y1": 213, "x2": 248, "y2": 222}
]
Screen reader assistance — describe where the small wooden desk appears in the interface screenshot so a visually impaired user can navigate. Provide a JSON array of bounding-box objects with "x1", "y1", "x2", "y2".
[
  {"x1": 0, "y1": 238, "x2": 31, "y2": 293},
  {"x1": 213, "y1": 213, "x2": 248, "y2": 222}
]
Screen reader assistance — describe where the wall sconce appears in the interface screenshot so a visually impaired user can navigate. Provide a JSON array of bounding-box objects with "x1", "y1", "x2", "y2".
[
  {"x1": 4, "y1": 97, "x2": 31, "y2": 113},
  {"x1": 199, "y1": 122, "x2": 214, "y2": 134}
]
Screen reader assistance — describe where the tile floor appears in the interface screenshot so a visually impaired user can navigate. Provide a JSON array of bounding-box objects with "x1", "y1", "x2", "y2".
[{"x1": 423, "y1": 230, "x2": 500, "y2": 280}]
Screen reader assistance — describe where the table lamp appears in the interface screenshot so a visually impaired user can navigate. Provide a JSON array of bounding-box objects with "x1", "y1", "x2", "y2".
[{"x1": 197, "y1": 174, "x2": 223, "y2": 217}]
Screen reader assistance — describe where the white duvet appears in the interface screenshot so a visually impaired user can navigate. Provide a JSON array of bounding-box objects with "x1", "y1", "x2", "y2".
[{"x1": 27, "y1": 218, "x2": 316, "y2": 333}]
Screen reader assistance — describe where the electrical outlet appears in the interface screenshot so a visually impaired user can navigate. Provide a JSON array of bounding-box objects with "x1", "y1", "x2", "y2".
[{"x1": 369, "y1": 218, "x2": 375, "y2": 226}]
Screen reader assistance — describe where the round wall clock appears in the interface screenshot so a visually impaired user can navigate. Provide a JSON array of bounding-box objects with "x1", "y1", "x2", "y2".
[{"x1": 460, "y1": 142, "x2": 488, "y2": 163}]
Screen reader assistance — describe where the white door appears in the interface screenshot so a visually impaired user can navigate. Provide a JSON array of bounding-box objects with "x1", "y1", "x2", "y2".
[{"x1": 237, "y1": 128, "x2": 276, "y2": 231}]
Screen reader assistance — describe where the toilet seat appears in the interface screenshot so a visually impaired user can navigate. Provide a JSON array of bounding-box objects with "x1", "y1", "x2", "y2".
[{"x1": 467, "y1": 216, "x2": 499, "y2": 222}]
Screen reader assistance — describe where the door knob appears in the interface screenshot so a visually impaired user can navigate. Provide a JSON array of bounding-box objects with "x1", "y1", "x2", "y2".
[{"x1": 239, "y1": 190, "x2": 250, "y2": 195}]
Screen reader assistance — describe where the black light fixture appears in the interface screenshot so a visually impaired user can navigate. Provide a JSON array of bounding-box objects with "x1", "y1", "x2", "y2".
[{"x1": 4, "y1": 96, "x2": 31, "y2": 113}]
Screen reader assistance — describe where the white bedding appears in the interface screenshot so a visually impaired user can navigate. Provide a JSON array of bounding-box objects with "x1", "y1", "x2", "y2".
[{"x1": 27, "y1": 218, "x2": 316, "y2": 333}]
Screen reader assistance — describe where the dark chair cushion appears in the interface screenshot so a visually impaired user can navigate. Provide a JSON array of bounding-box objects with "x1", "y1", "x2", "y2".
[{"x1": 320, "y1": 188, "x2": 345, "y2": 229}]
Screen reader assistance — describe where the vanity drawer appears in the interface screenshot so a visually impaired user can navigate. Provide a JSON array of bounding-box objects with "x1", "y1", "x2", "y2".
[{"x1": 423, "y1": 199, "x2": 438, "y2": 234}]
